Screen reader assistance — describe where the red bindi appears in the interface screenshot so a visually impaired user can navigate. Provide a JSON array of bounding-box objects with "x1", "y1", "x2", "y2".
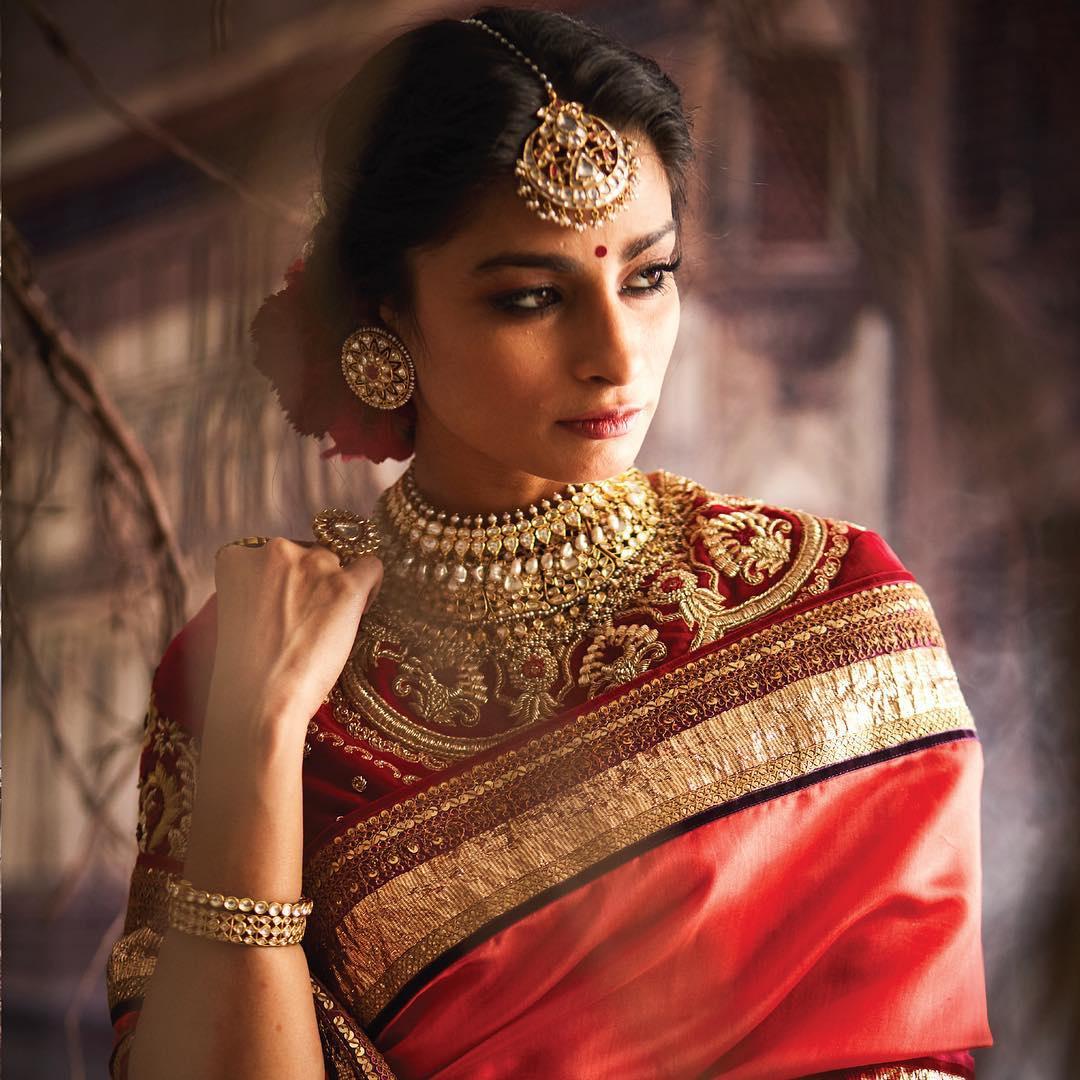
[{"x1": 594, "y1": 245, "x2": 608, "y2": 258}]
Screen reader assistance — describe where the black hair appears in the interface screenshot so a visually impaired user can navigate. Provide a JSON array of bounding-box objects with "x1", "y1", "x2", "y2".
[{"x1": 303, "y1": 6, "x2": 695, "y2": 341}]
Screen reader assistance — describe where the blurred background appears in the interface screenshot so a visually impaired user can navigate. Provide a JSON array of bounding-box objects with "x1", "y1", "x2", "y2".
[{"x1": 2, "y1": 0, "x2": 1077, "y2": 1076}]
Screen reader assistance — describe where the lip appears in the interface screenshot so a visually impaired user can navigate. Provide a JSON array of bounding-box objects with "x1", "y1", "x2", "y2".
[{"x1": 557, "y1": 406, "x2": 643, "y2": 440}]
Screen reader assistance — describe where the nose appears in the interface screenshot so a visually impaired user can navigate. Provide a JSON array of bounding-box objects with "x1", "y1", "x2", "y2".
[{"x1": 572, "y1": 292, "x2": 643, "y2": 387}]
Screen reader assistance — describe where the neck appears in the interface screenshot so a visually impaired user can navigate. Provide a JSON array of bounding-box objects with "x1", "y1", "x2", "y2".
[{"x1": 411, "y1": 418, "x2": 591, "y2": 517}]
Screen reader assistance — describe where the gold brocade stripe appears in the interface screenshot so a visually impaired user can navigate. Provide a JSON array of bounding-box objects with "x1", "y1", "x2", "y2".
[
  {"x1": 839, "y1": 1068, "x2": 972, "y2": 1079},
  {"x1": 310, "y1": 980, "x2": 397, "y2": 1079},
  {"x1": 121, "y1": 863, "x2": 174, "y2": 935},
  {"x1": 107, "y1": 863, "x2": 177, "y2": 1014},
  {"x1": 314, "y1": 645, "x2": 972, "y2": 1025},
  {"x1": 305, "y1": 582, "x2": 943, "y2": 904}
]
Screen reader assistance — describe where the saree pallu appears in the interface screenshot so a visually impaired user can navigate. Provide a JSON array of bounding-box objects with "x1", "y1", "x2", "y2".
[{"x1": 107, "y1": 488, "x2": 991, "y2": 1078}]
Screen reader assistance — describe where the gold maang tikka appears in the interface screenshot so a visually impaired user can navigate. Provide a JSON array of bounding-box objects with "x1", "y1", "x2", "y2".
[{"x1": 463, "y1": 18, "x2": 640, "y2": 231}]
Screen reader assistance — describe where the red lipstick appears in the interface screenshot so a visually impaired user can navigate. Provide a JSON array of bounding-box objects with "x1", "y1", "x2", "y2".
[{"x1": 557, "y1": 407, "x2": 642, "y2": 440}]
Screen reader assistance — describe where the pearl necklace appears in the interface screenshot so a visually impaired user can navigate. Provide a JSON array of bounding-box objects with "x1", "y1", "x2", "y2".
[{"x1": 376, "y1": 467, "x2": 660, "y2": 623}]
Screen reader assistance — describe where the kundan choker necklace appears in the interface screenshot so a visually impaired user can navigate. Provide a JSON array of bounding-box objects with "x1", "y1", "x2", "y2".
[
  {"x1": 376, "y1": 466, "x2": 661, "y2": 624},
  {"x1": 327, "y1": 467, "x2": 679, "y2": 758}
]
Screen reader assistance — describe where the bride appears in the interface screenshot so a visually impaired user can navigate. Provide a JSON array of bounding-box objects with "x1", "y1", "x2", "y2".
[{"x1": 107, "y1": 7, "x2": 991, "y2": 1078}]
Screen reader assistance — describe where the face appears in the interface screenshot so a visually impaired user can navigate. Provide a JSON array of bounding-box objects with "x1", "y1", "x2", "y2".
[{"x1": 383, "y1": 139, "x2": 681, "y2": 507}]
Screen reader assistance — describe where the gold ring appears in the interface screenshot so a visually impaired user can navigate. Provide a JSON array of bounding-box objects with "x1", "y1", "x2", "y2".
[
  {"x1": 311, "y1": 509, "x2": 381, "y2": 566},
  {"x1": 215, "y1": 535, "x2": 272, "y2": 557}
]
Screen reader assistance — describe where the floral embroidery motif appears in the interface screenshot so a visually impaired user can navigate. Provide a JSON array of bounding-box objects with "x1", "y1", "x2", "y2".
[
  {"x1": 393, "y1": 647, "x2": 488, "y2": 729},
  {"x1": 578, "y1": 623, "x2": 668, "y2": 694},
  {"x1": 696, "y1": 508, "x2": 792, "y2": 585},
  {"x1": 803, "y1": 520, "x2": 851, "y2": 597},
  {"x1": 136, "y1": 692, "x2": 198, "y2": 861},
  {"x1": 506, "y1": 645, "x2": 560, "y2": 726},
  {"x1": 331, "y1": 473, "x2": 847, "y2": 762},
  {"x1": 306, "y1": 719, "x2": 430, "y2": 783},
  {"x1": 644, "y1": 567, "x2": 729, "y2": 649}
]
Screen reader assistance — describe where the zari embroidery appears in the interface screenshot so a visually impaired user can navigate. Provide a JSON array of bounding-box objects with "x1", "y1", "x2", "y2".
[
  {"x1": 302, "y1": 583, "x2": 974, "y2": 1026},
  {"x1": 696, "y1": 507, "x2": 793, "y2": 584},
  {"x1": 136, "y1": 692, "x2": 198, "y2": 861},
  {"x1": 841, "y1": 1067, "x2": 972, "y2": 1079},
  {"x1": 802, "y1": 518, "x2": 852, "y2": 598},
  {"x1": 305, "y1": 720, "x2": 423, "y2": 784},
  {"x1": 333, "y1": 472, "x2": 836, "y2": 762},
  {"x1": 310, "y1": 582, "x2": 943, "y2": 897},
  {"x1": 311, "y1": 979, "x2": 396, "y2": 1079},
  {"x1": 106, "y1": 865, "x2": 176, "y2": 1018},
  {"x1": 578, "y1": 623, "x2": 668, "y2": 695}
]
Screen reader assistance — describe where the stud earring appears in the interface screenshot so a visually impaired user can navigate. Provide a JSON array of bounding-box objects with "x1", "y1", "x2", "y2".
[{"x1": 340, "y1": 326, "x2": 416, "y2": 410}]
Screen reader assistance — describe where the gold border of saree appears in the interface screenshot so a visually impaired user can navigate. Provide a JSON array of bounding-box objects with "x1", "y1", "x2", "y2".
[{"x1": 302, "y1": 581, "x2": 976, "y2": 1027}]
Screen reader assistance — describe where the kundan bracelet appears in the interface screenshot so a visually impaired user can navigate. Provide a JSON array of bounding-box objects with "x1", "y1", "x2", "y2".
[{"x1": 166, "y1": 876, "x2": 313, "y2": 947}]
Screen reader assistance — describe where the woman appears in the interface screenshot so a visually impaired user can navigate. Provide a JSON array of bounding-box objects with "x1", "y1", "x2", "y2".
[{"x1": 106, "y1": 8, "x2": 991, "y2": 1078}]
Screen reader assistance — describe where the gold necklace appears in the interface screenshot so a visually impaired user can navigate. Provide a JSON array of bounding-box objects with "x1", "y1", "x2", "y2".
[
  {"x1": 376, "y1": 466, "x2": 661, "y2": 625},
  {"x1": 331, "y1": 468, "x2": 682, "y2": 760}
]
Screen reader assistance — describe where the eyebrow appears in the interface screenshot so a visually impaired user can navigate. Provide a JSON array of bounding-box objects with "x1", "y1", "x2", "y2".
[{"x1": 472, "y1": 221, "x2": 677, "y2": 274}]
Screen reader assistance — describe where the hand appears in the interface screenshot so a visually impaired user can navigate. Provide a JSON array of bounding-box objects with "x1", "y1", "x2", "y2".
[{"x1": 205, "y1": 538, "x2": 383, "y2": 748}]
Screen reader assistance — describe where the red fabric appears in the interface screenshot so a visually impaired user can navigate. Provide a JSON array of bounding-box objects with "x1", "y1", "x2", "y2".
[{"x1": 376, "y1": 739, "x2": 991, "y2": 1079}]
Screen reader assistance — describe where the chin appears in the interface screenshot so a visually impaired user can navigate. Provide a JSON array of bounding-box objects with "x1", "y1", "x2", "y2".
[{"x1": 531, "y1": 433, "x2": 646, "y2": 486}]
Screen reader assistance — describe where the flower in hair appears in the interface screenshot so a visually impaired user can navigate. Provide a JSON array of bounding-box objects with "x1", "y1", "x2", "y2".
[{"x1": 250, "y1": 259, "x2": 415, "y2": 463}]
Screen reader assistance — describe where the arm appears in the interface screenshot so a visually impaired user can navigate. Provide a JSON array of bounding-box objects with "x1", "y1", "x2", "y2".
[{"x1": 107, "y1": 538, "x2": 384, "y2": 1080}]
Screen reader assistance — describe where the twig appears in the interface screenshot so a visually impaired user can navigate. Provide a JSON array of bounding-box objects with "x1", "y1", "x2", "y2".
[
  {"x1": 7, "y1": 604, "x2": 127, "y2": 845},
  {"x1": 2, "y1": 219, "x2": 192, "y2": 642},
  {"x1": 19, "y1": 0, "x2": 305, "y2": 229}
]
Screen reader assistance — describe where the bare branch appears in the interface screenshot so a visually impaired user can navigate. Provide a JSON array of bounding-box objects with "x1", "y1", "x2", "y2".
[
  {"x1": 6, "y1": 604, "x2": 128, "y2": 845},
  {"x1": 2, "y1": 219, "x2": 192, "y2": 641},
  {"x1": 19, "y1": 0, "x2": 305, "y2": 229}
]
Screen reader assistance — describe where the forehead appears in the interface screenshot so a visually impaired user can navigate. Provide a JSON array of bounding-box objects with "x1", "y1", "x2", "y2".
[{"x1": 416, "y1": 140, "x2": 674, "y2": 266}]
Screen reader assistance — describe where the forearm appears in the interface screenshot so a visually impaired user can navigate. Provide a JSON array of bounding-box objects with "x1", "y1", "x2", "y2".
[{"x1": 128, "y1": 711, "x2": 324, "y2": 1080}]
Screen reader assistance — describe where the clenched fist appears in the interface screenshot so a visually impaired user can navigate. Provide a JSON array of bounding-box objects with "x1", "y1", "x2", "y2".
[{"x1": 205, "y1": 537, "x2": 383, "y2": 751}]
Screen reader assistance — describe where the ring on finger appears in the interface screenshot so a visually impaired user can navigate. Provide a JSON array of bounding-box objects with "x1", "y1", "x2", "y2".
[
  {"x1": 311, "y1": 509, "x2": 382, "y2": 567},
  {"x1": 215, "y1": 535, "x2": 272, "y2": 558}
]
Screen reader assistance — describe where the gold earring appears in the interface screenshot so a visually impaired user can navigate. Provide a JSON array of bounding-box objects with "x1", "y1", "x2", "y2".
[{"x1": 340, "y1": 326, "x2": 416, "y2": 410}]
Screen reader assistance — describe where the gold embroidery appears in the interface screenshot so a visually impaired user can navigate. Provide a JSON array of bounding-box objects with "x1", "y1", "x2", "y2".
[
  {"x1": 803, "y1": 519, "x2": 852, "y2": 598},
  {"x1": 644, "y1": 567, "x2": 729, "y2": 649},
  {"x1": 306, "y1": 720, "x2": 441, "y2": 779},
  {"x1": 315, "y1": 647, "x2": 972, "y2": 1025},
  {"x1": 136, "y1": 692, "x2": 198, "y2": 861},
  {"x1": 696, "y1": 507, "x2": 792, "y2": 584},
  {"x1": 505, "y1": 643, "x2": 560, "y2": 725},
  {"x1": 334, "y1": 473, "x2": 834, "y2": 761},
  {"x1": 311, "y1": 979, "x2": 396, "y2": 1078},
  {"x1": 578, "y1": 623, "x2": 668, "y2": 694},
  {"x1": 842, "y1": 1068, "x2": 972, "y2": 1079},
  {"x1": 393, "y1": 648, "x2": 488, "y2": 729},
  {"x1": 309, "y1": 582, "x2": 940, "y2": 889},
  {"x1": 303, "y1": 583, "x2": 975, "y2": 1024},
  {"x1": 107, "y1": 865, "x2": 175, "y2": 1013}
]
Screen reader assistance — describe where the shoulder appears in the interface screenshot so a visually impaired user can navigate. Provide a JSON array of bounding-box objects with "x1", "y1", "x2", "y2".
[
  {"x1": 645, "y1": 468, "x2": 915, "y2": 607},
  {"x1": 147, "y1": 590, "x2": 219, "y2": 741}
]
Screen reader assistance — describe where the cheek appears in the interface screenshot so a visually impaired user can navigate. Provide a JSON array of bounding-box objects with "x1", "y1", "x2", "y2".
[{"x1": 416, "y1": 324, "x2": 556, "y2": 422}]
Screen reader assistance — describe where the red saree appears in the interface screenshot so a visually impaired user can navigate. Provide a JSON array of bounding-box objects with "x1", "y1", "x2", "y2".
[{"x1": 107, "y1": 472, "x2": 992, "y2": 1078}]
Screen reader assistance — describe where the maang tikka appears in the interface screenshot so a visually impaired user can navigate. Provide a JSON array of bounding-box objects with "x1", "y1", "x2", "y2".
[
  {"x1": 340, "y1": 325, "x2": 416, "y2": 411},
  {"x1": 463, "y1": 17, "x2": 640, "y2": 231}
]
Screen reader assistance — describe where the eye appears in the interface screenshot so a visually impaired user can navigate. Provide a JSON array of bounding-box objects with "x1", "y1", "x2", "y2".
[
  {"x1": 623, "y1": 257, "x2": 682, "y2": 295},
  {"x1": 491, "y1": 285, "x2": 561, "y2": 314}
]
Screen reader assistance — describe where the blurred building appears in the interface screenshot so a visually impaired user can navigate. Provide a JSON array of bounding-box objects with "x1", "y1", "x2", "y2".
[{"x1": 3, "y1": 0, "x2": 1077, "y2": 1076}]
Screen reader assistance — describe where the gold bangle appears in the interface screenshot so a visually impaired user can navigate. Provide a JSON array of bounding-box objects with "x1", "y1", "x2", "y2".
[{"x1": 166, "y1": 877, "x2": 312, "y2": 947}]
